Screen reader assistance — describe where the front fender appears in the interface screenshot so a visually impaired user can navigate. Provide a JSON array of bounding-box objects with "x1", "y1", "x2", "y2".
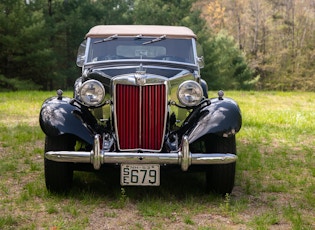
[
  {"x1": 187, "y1": 98, "x2": 242, "y2": 143},
  {"x1": 39, "y1": 97, "x2": 94, "y2": 145}
]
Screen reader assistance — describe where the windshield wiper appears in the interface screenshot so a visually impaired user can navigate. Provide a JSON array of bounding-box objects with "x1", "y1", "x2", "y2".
[
  {"x1": 142, "y1": 35, "x2": 166, "y2": 45},
  {"x1": 134, "y1": 34, "x2": 143, "y2": 40},
  {"x1": 94, "y1": 34, "x2": 118, "y2": 44}
]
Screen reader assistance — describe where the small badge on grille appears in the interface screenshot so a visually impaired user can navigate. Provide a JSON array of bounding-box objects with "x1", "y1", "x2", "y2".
[{"x1": 135, "y1": 73, "x2": 146, "y2": 86}]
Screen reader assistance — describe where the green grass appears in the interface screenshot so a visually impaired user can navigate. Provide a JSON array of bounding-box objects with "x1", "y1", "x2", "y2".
[{"x1": 0, "y1": 90, "x2": 314, "y2": 229}]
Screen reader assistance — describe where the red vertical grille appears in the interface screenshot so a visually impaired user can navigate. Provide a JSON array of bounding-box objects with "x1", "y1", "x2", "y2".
[{"x1": 116, "y1": 84, "x2": 166, "y2": 151}]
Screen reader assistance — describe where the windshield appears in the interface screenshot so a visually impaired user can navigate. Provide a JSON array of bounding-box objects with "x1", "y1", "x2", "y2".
[{"x1": 87, "y1": 37, "x2": 195, "y2": 64}]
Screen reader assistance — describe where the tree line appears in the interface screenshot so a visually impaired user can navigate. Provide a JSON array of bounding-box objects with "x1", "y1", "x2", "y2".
[
  {"x1": 1, "y1": 0, "x2": 313, "y2": 91},
  {"x1": 197, "y1": 0, "x2": 315, "y2": 91}
]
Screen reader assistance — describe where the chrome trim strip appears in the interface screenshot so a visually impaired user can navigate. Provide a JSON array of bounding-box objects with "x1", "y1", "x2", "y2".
[
  {"x1": 83, "y1": 60, "x2": 198, "y2": 69},
  {"x1": 139, "y1": 85, "x2": 142, "y2": 148},
  {"x1": 45, "y1": 135, "x2": 237, "y2": 171}
]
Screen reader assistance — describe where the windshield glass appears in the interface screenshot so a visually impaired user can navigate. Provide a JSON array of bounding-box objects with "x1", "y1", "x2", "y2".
[{"x1": 87, "y1": 37, "x2": 195, "y2": 64}]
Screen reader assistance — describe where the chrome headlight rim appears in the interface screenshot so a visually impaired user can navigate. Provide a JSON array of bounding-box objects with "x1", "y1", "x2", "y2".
[
  {"x1": 177, "y1": 80, "x2": 203, "y2": 107},
  {"x1": 78, "y1": 79, "x2": 106, "y2": 107}
]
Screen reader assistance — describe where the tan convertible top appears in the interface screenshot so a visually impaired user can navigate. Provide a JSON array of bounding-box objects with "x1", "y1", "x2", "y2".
[{"x1": 86, "y1": 25, "x2": 197, "y2": 39}]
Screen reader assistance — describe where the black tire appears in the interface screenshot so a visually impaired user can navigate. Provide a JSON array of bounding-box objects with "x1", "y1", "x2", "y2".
[
  {"x1": 44, "y1": 135, "x2": 75, "y2": 193},
  {"x1": 204, "y1": 135, "x2": 237, "y2": 195}
]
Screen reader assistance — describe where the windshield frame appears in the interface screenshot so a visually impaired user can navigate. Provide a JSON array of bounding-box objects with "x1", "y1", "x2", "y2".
[{"x1": 85, "y1": 36, "x2": 197, "y2": 66}]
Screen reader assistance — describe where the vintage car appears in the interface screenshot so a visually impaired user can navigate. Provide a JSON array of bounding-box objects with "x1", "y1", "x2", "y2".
[{"x1": 39, "y1": 25, "x2": 242, "y2": 195}]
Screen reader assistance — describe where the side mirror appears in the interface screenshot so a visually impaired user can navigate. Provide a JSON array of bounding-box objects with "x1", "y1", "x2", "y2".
[
  {"x1": 197, "y1": 56, "x2": 204, "y2": 69},
  {"x1": 76, "y1": 40, "x2": 87, "y2": 67},
  {"x1": 196, "y1": 42, "x2": 204, "y2": 69}
]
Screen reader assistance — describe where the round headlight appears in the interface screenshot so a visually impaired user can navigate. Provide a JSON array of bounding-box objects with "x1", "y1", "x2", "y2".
[
  {"x1": 79, "y1": 80, "x2": 105, "y2": 106},
  {"x1": 177, "y1": 80, "x2": 203, "y2": 107}
]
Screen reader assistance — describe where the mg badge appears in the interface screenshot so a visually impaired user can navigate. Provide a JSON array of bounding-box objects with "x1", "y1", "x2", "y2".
[{"x1": 135, "y1": 73, "x2": 146, "y2": 86}]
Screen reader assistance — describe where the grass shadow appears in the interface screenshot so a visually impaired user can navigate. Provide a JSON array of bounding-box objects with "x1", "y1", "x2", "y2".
[{"x1": 68, "y1": 166, "x2": 219, "y2": 202}]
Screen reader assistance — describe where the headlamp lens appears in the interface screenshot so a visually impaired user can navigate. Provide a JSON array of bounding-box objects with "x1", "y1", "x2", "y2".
[
  {"x1": 79, "y1": 80, "x2": 105, "y2": 106},
  {"x1": 177, "y1": 80, "x2": 203, "y2": 106}
]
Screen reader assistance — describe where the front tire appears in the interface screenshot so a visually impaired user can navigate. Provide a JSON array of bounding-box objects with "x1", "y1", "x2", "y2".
[
  {"x1": 205, "y1": 135, "x2": 237, "y2": 195},
  {"x1": 44, "y1": 135, "x2": 75, "y2": 193}
]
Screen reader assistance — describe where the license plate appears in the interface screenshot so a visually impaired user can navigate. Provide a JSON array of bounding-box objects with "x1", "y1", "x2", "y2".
[{"x1": 120, "y1": 164, "x2": 160, "y2": 186}]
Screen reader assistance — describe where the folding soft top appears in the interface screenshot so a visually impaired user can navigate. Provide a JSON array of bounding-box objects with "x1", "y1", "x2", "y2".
[{"x1": 86, "y1": 25, "x2": 197, "y2": 39}]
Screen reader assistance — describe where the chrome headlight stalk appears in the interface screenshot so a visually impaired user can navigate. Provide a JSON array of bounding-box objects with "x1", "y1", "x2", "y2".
[
  {"x1": 177, "y1": 80, "x2": 203, "y2": 107},
  {"x1": 78, "y1": 79, "x2": 106, "y2": 107},
  {"x1": 74, "y1": 77, "x2": 83, "y2": 99}
]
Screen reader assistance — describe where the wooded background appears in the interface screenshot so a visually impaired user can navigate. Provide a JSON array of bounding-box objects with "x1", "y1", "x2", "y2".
[{"x1": 0, "y1": 0, "x2": 314, "y2": 91}]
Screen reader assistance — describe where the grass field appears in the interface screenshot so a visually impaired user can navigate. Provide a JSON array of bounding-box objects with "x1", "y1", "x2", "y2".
[{"x1": 0, "y1": 91, "x2": 314, "y2": 229}]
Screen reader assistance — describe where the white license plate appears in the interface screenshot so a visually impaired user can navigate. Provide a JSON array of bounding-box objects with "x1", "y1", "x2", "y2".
[{"x1": 120, "y1": 164, "x2": 160, "y2": 186}]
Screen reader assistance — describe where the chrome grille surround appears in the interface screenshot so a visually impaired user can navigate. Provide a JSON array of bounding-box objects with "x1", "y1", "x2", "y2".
[{"x1": 113, "y1": 74, "x2": 168, "y2": 152}]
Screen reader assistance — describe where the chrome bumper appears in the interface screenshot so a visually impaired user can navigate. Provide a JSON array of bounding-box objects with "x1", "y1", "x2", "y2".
[{"x1": 45, "y1": 135, "x2": 237, "y2": 171}]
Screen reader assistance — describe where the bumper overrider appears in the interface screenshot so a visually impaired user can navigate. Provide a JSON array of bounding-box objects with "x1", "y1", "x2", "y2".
[{"x1": 45, "y1": 134, "x2": 237, "y2": 171}]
